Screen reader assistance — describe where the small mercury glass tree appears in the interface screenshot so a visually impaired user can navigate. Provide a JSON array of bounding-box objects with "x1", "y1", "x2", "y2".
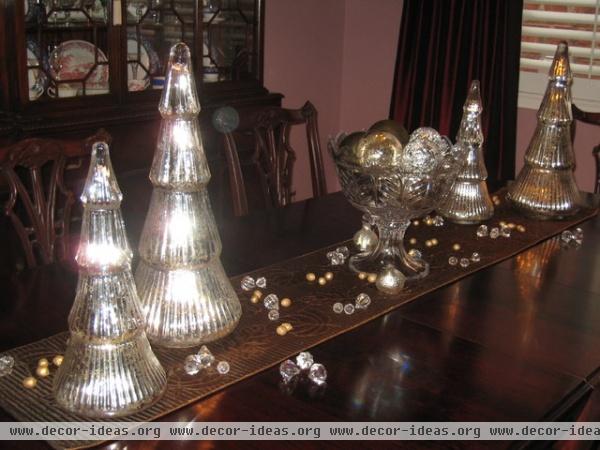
[
  {"x1": 508, "y1": 41, "x2": 582, "y2": 218},
  {"x1": 439, "y1": 80, "x2": 494, "y2": 224},
  {"x1": 53, "y1": 142, "x2": 166, "y2": 418},
  {"x1": 135, "y1": 43, "x2": 241, "y2": 348}
]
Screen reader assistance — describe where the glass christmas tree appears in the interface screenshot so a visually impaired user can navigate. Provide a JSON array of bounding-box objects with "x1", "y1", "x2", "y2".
[
  {"x1": 439, "y1": 80, "x2": 494, "y2": 224},
  {"x1": 135, "y1": 43, "x2": 241, "y2": 348},
  {"x1": 508, "y1": 41, "x2": 581, "y2": 218},
  {"x1": 53, "y1": 142, "x2": 166, "y2": 418}
]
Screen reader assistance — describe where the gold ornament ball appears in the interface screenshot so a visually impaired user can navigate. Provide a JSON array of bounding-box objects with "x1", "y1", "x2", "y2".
[
  {"x1": 368, "y1": 119, "x2": 410, "y2": 145},
  {"x1": 36, "y1": 366, "x2": 50, "y2": 378},
  {"x1": 52, "y1": 355, "x2": 64, "y2": 367},
  {"x1": 358, "y1": 272, "x2": 367, "y2": 280},
  {"x1": 367, "y1": 273, "x2": 377, "y2": 283},
  {"x1": 324, "y1": 272, "x2": 334, "y2": 281},
  {"x1": 356, "y1": 131, "x2": 404, "y2": 171},
  {"x1": 452, "y1": 243, "x2": 461, "y2": 251},
  {"x1": 23, "y1": 377, "x2": 37, "y2": 389},
  {"x1": 318, "y1": 277, "x2": 327, "y2": 286},
  {"x1": 37, "y1": 358, "x2": 49, "y2": 368},
  {"x1": 333, "y1": 131, "x2": 367, "y2": 166},
  {"x1": 306, "y1": 273, "x2": 316, "y2": 282},
  {"x1": 280, "y1": 298, "x2": 292, "y2": 308}
]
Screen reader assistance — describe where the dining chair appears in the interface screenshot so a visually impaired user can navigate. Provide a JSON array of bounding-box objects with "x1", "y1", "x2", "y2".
[
  {"x1": 0, "y1": 129, "x2": 111, "y2": 269},
  {"x1": 219, "y1": 101, "x2": 328, "y2": 216},
  {"x1": 571, "y1": 104, "x2": 600, "y2": 194}
]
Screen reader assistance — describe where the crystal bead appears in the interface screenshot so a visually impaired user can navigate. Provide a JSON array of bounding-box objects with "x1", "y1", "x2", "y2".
[
  {"x1": 216, "y1": 361, "x2": 230, "y2": 375},
  {"x1": 459, "y1": 258, "x2": 470, "y2": 268},
  {"x1": 184, "y1": 355, "x2": 201, "y2": 375},
  {"x1": 332, "y1": 302, "x2": 344, "y2": 314},
  {"x1": 561, "y1": 230, "x2": 574, "y2": 243},
  {"x1": 470, "y1": 252, "x2": 481, "y2": 262},
  {"x1": 433, "y1": 215, "x2": 444, "y2": 226},
  {"x1": 196, "y1": 345, "x2": 215, "y2": 368},
  {"x1": 0, "y1": 355, "x2": 14, "y2": 377},
  {"x1": 500, "y1": 226, "x2": 511, "y2": 238},
  {"x1": 240, "y1": 275, "x2": 255, "y2": 291},
  {"x1": 448, "y1": 256, "x2": 458, "y2": 266},
  {"x1": 308, "y1": 363, "x2": 327, "y2": 385},
  {"x1": 327, "y1": 251, "x2": 345, "y2": 265},
  {"x1": 336, "y1": 246, "x2": 350, "y2": 259},
  {"x1": 255, "y1": 277, "x2": 267, "y2": 289},
  {"x1": 279, "y1": 359, "x2": 301, "y2": 383},
  {"x1": 476, "y1": 225, "x2": 488, "y2": 237},
  {"x1": 263, "y1": 294, "x2": 279, "y2": 310},
  {"x1": 574, "y1": 227, "x2": 584, "y2": 241},
  {"x1": 296, "y1": 351, "x2": 314, "y2": 370},
  {"x1": 489, "y1": 227, "x2": 500, "y2": 239},
  {"x1": 355, "y1": 293, "x2": 371, "y2": 309},
  {"x1": 408, "y1": 248, "x2": 422, "y2": 259},
  {"x1": 268, "y1": 309, "x2": 280, "y2": 321},
  {"x1": 344, "y1": 303, "x2": 355, "y2": 315}
]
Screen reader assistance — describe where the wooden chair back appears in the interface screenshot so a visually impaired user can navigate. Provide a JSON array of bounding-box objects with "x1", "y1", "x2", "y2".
[{"x1": 572, "y1": 104, "x2": 600, "y2": 194}]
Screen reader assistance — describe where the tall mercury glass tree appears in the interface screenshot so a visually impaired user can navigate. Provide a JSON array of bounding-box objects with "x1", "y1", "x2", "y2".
[
  {"x1": 135, "y1": 43, "x2": 241, "y2": 348},
  {"x1": 508, "y1": 41, "x2": 582, "y2": 218},
  {"x1": 53, "y1": 142, "x2": 166, "y2": 417}
]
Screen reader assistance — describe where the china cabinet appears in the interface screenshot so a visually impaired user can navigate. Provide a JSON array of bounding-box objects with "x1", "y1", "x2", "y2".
[{"x1": 0, "y1": 0, "x2": 281, "y2": 173}]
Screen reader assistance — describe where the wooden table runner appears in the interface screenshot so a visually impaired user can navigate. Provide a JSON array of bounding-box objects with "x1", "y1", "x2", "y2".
[{"x1": 0, "y1": 194, "x2": 597, "y2": 450}]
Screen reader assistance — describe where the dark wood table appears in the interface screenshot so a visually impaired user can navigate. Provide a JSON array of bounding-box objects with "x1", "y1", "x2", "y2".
[{"x1": 1, "y1": 171, "x2": 600, "y2": 450}]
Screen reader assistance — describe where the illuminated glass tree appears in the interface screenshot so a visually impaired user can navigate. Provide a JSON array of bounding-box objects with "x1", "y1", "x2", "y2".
[
  {"x1": 53, "y1": 142, "x2": 166, "y2": 418},
  {"x1": 135, "y1": 43, "x2": 241, "y2": 348}
]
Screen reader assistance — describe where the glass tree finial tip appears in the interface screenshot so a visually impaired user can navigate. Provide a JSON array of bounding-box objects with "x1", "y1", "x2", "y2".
[
  {"x1": 159, "y1": 42, "x2": 200, "y2": 116},
  {"x1": 549, "y1": 41, "x2": 571, "y2": 82},
  {"x1": 81, "y1": 141, "x2": 122, "y2": 205},
  {"x1": 464, "y1": 80, "x2": 482, "y2": 113}
]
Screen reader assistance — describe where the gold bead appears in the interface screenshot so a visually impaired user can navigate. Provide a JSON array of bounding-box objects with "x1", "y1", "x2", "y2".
[
  {"x1": 412, "y1": 220, "x2": 420, "y2": 226},
  {"x1": 317, "y1": 277, "x2": 327, "y2": 286},
  {"x1": 425, "y1": 219, "x2": 433, "y2": 226},
  {"x1": 52, "y1": 355, "x2": 64, "y2": 367},
  {"x1": 253, "y1": 289, "x2": 263, "y2": 299},
  {"x1": 282, "y1": 322, "x2": 293, "y2": 331},
  {"x1": 367, "y1": 273, "x2": 377, "y2": 283},
  {"x1": 409, "y1": 237, "x2": 417, "y2": 245},
  {"x1": 276, "y1": 325, "x2": 287, "y2": 336},
  {"x1": 250, "y1": 295, "x2": 260, "y2": 304},
  {"x1": 23, "y1": 377, "x2": 37, "y2": 389},
  {"x1": 425, "y1": 240, "x2": 433, "y2": 248},
  {"x1": 306, "y1": 273, "x2": 316, "y2": 282},
  {"x1": 37, "y1": 358, "x2": 49, "y2": 368},
  {"x1": 431, "y1": 238, "x2": 439, "y2": 246},
  {"x1": 499, "y1": 221, "x2": 507, "y2": 228},
  {"x1": 324, "y1": 272, "x2": 334, "y2": 281},
  {"x1": 36, "y1": 366, "x2": 50, "y2": 378},
  {"x1": 517, "y1": 225, "x2": 526, "y2": 233},
  {"x1": 452, "y1": 243, "x2": 461, "y2": 251},
  {"x1": 358, "y1": 272, "x2": 367, "y2": 280},
  {"x1": 508, "y1": 223, "x2": 516, "y2": 229},
  {"x1": 280, "y1": 298, "x2": 292, "y2": 307}
]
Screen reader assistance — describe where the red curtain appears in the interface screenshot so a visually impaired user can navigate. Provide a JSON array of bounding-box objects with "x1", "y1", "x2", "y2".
[{"x1": 390, "y1": 0, "x2": 523, "y2": 182}]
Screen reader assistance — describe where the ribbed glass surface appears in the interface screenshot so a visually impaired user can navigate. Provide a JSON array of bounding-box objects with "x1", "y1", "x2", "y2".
[
  {"x1": 53, "y1": 142, "x2": 166, "y2": 418},
  {"x1": 135, "y1": 43, "x2": 241, "y2": 347}
]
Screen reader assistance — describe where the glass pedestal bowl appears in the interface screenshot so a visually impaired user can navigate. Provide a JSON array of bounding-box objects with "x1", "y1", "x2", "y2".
[{"x1": 330, "y1": 125, "x2": 467, "y2": 294}]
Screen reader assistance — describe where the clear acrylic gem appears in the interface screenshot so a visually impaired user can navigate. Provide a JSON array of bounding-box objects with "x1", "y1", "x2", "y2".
[
  {"x1": 263, "y1": 293, "x2": 279, "y2": 310},
  {"x1": 448, "y1": 256, "x2": 458, "y2": 266},
  {"x1": 280, "y1": 359, "x2": 301, "y2": 383},
  {"x1": 268, "y1": 309, "x2": 280, "y2": 321},
  {"x1": 561, "y1": 230, "x2": 574, "y2": 243},
  {"x1": 433, "y1": 215, "x2": 444, "y2": 226},
  {"x1": 216, "y1": 361, "x2": 230, "y2": 375},
  {"x1": 408, "y1": 248, "x2": 422, "y2": 259},
  {"x1": 332, "y1": 302, "x2": 344, "y2": 314},
  {"x1": 574, "y1": 227, "x2": 584, "y2": 242},
  {"x1": 476, "y1": 225, "x2": 488, "y2": 237},
  {"x1": 344, "y1": 303, "x2": 355, "y2": 315},
  {"x1": 470, "y1": 252, "x2": 481, "y2": 262},
  {"x1": 355, "y1": 293, "x2": 371, "y2": 309},
  {"x1": 296, "y1": 352, "x2": 314, "y2": 370},
  {"x1": 255, "y1": 277, "x2": 267, "y2": 289},
  {"x1": 240, "y1": 275, "x2": 255, "y2": 291},
  {"x1": 336, "y1": 246, "x2": 350, "y2": 259},
  {"x1": 0, "y1": 355, "x2": 14, "y2": 377},
  {"x1": 196, "y1": 345, "x2": 215, "y2": 368},
  {"x1": 184, "y1": 355, "x2": 201, "y2": 375},
  {"x1": 459, "y1": 258, "x2": 470, "y2": 268},
  {"x1": 489, "y1": 227, "x2": 500, "y2": 239},
  {"x1": 308, "y1": 363, "x2": 327, "y2": 385},
  {"x1": 500, "y1": 226, "x2": 511, "y2": 238},
  {"x1": 327, "y1": 251, "x2": 345, "y2": 265}
]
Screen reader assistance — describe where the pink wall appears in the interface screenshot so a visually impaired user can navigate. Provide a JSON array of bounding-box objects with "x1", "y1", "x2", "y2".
[
  {"x1": 264, "y1": 0, "x2": 404, "y2": 200},
  {"x1": 516, "y1": 107, "x2": 598, "y2": 193}
]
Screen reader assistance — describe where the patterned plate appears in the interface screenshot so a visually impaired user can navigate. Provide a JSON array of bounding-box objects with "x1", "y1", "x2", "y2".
[
  {"x1": 49, "y1": 40, "x2": 109, "y2": 97},
  {"x1": 26, "y1": 39, "x2": 48, "y2": 101},
  {"x1": 127, "y1": 34, "x2": 160, "y2": 91}
]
